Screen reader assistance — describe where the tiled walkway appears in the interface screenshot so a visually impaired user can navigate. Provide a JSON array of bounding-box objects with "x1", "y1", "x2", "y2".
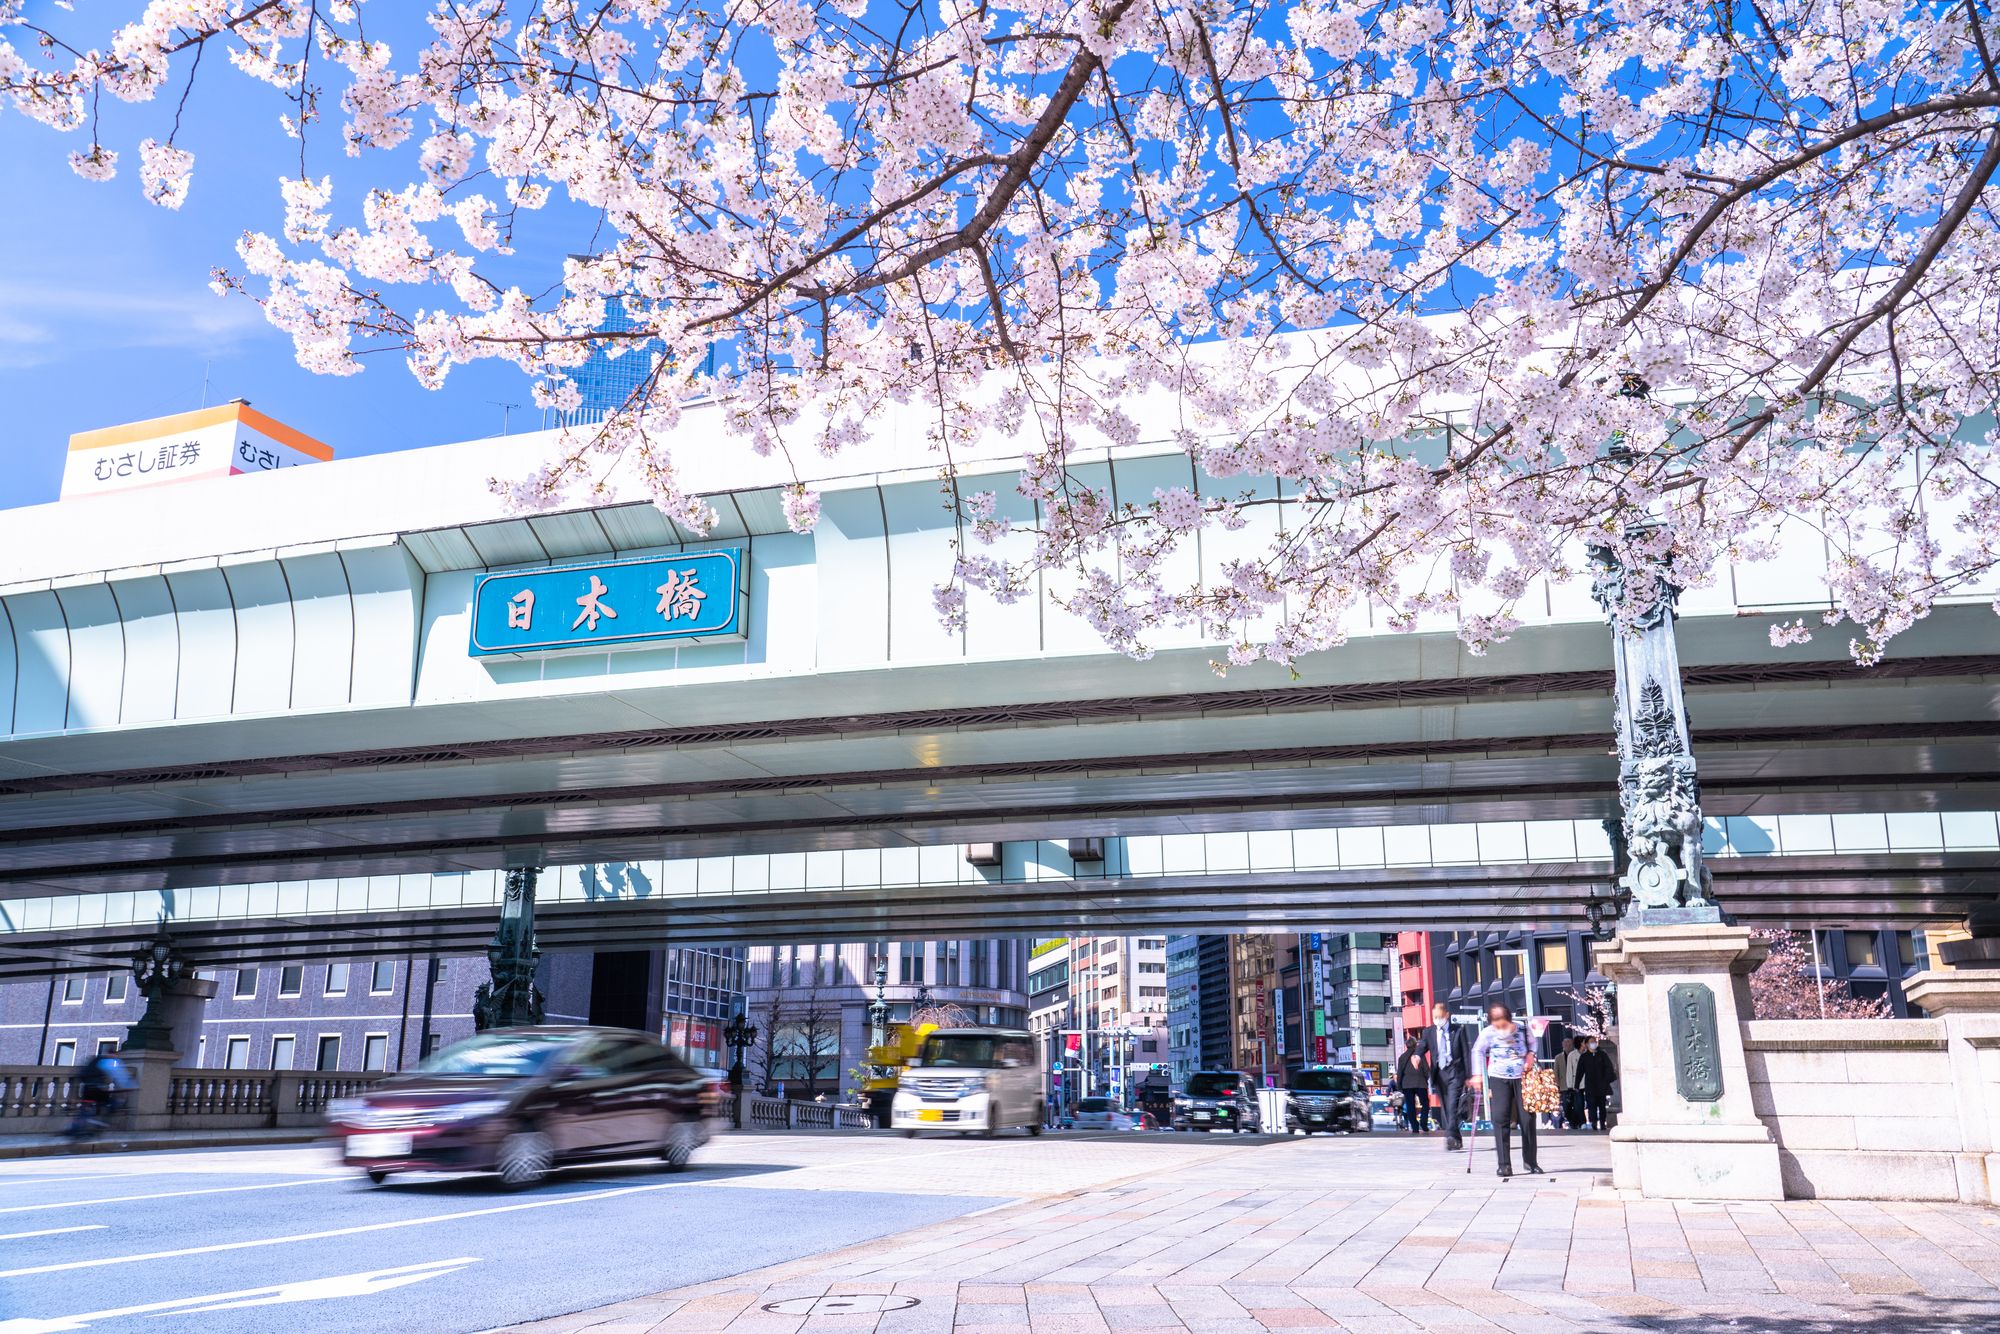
[{"x1": 492, "y1": 1128, "x2": 2000, "y2": 1333}]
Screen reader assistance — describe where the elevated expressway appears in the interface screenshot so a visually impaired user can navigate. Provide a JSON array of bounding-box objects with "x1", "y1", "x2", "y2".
[{"x1": 0, "y1": 416, "x2": 1995, "y2": 974}]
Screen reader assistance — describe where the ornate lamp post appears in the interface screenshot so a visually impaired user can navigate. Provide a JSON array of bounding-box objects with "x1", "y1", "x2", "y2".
[
  {"x1": 1590, "y1": 378, "x2": 1722, "y2": 931},
  {"x1": 122, "y1": 930, "x2": 186, "y2": 1053},
  {"x1": 474, "y1": 865, "x2": 546, "y2": 1031},
  {"x1": 722, "y1": 1009, "x2": 758, "y2": 1129},
  {"x1": 867, "y1": 963, "x2": 891, "y2": 1051}
]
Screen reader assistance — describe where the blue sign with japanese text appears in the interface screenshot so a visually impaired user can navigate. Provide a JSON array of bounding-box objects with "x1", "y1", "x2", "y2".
[{"x1": 469, "y1": 550, "x2": 744, "y2": 657}]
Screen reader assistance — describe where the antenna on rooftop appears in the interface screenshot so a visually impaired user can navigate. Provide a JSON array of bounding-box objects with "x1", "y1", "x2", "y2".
[{"x1": 489, "y1": 401, "x2": 520, "y2": 436}]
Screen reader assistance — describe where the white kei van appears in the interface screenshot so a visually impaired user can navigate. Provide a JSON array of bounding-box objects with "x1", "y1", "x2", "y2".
[{"x1": 892, "y1": 1027, "x2": 1045, "y2": 1137}]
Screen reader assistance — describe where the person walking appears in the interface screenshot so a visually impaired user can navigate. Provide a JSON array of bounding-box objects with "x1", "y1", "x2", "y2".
[
  {"x1": 1395, "y1": 1034, "x2": 1431, "y2": 1133},
  {"x1": 1578, "y1": 1036, "x2": 1617, "y2": 1130},
  {"x1": 1555, "y1": 1037, "x2": 1583, "y2": 1129},
  {"x1": 1470, "y1": 1002, "x2": 1542, "y2": 1178},
  {"x1": 1423, "y1": 1001, "x2": 1473, "y2": 1151}
]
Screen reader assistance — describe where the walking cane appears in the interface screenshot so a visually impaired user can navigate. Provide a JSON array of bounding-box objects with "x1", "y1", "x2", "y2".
[{"x1": 1464, "y1": 1077, "x2": 1486, "y2": 1173}]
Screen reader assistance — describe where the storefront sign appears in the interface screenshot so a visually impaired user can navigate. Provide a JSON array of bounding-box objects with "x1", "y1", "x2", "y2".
[
  {"x1": 470, "y1": 549, "x2": 745, "y2": 656},
  {"x1": 62, "y1": 402, "x2": 332, "y2": 501}
]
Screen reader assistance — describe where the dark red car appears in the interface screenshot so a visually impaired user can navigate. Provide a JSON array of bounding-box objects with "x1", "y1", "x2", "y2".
[{"x1": 325, "y1": 1026, "x2": 716, "y2": 1189}]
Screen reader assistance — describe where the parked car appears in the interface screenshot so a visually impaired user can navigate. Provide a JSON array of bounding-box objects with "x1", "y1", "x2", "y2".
[
  {"x1": 892, "y1": 1027, "x2": 1045, "y2": 1137},
  {"x1": 325, "y1": 1026, "x2": 715, "y2": 1189},
  {"x1": 1370, "y1": 1091, "x2": 1399, "y2": 1129},
  {"x1": 1071, "y1": 1096, "x2": 1136, "y2": 1130},
  {"x1": 1284, "y1": 1066, "x2": 1370, "y2": 1134},
  {"x1": 1172, "y1": 1069, "x2": 1263, "y2": 1132}
]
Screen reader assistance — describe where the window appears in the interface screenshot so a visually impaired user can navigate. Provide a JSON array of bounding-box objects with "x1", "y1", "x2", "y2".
[
  {"x1": 424, "y1": 1033, "x2": 444, "y2": 1058},
  {"x1": 104, "y1": 975, "x2": 127, "y2": 1003},
  {"x1": 1137, "y1": 962, "x2": 1165, "y2": 973},
  {"x1": 1139, "y1": 986, "x2": 1167, "y2": 998},
  {"x1": 97, "y1": 1038, "x2": 119, "y2": 1057},
  {"x1": 1138, "y1": 938, "x2": 1165, "y2": 949},
  {"x1": 970, "y1": 939, "x2": 989, "y2": 988},
  {"x1": 1539, "y1": 941, "x2": 1569, "y2": 975},
  {"x1": 271, "y1": 1036, "x2": 296, "y2": 1070},
  {"x1": 1899, "y1": 931, "x2": 1926, "y2": 971},
  {"x1": 225, "y1": 1037, "x2": 251, "y2": 1069},
  {"x1": 316, "y1": 1035, "x2": 341, "y2": 1070},
  {"x1": 371, "y1": 962, "x2": 395, "y2": 993},
  {"x1": 1142, "y1": 1040, "x2": 1157, "y2": 1052},
  {"x1": 279, "y1": 967, "x2": 303, "y2": 997},
  {"x1": 939, "y1": 941, "x2": 960, "y2": 986},
  {"x1": 900, "y1": 941, "x2": 924, "y2": 985},
  {"x1": 325, "y1": 964, "x2": 349, "y2": 996},
  {"x1": 235, "y1": 969, "x2": 258, "y2": 998},
  {"x1": 1099, "y1": 960, "x2": 1119, "y2": 976},
  {"x1": 363, "y1": 1034, "x2": 389, "y2": 1070},
  {"x1": 61, "y1": 978, "x2": 84, "y2": 1003},
  {"x1": 52, "y1": 1040, "x2": 76, "y2": 1065},
  {"x1": 1845, "y1": 931, "x2": 1880, "y2": 970}
]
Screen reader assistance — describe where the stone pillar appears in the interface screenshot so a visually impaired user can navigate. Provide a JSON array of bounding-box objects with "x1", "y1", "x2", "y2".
[
  {"x1": 1596, "y1": 924, "x2": 1783, "y2": 1200},
  {"x1": 1903, "y1": 971, "x2": 2000, "y2": 1204},
  {"x1": 117, "y1": 1048, "x2": 184, "y2": 1132}
]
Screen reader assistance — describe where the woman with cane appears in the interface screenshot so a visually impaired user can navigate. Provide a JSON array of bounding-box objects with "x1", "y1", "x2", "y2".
[{"x1": 1468, "y1": 1002, "x2": 1543, "y2": 1179}]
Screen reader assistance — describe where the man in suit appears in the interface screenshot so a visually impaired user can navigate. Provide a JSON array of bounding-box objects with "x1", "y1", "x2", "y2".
[{"x1": 1424, "y1": 1001, "x2": 1474, "y2": 1150}]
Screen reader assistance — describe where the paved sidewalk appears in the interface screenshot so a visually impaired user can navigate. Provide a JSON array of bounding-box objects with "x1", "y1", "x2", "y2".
[{"x1": 489, "y1": 1128, "x2": 2000, "y2": 1333}]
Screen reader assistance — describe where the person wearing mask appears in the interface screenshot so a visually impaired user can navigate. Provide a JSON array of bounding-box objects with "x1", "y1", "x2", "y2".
[
  {"x1": 1555, "y1": 1037, "x2": 1583, "y2": 1129},
  {"x1": 1470, "y1": 1002, "x2": 1542, "y2": 1178},
  {"x1": 1579, "y1": 1036, "x2": 1617, "y2": 1130},
  {"x1": 1422, "y1": 1001, "x2": 1473, "y2": 1151},
  {"x1": 1395, "y1": 1034, "x2": 1431, "y2": 1133}
]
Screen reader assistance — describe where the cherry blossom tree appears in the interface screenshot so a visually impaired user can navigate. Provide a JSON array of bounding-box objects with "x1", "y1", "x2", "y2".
[
  {"x1": 7, "y1": 0, "x2": 2000, "y2": 665},
  {"x1": 1747, "y1": 929, "x2": 1891, "y2": 1021}
]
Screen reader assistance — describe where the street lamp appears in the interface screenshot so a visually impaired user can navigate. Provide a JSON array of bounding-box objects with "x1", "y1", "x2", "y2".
[
  {"x1": 722, "y1": 1009, "x2": 758, "y2": 1129},
  {"x1": 122, "y1": 930, "x2": 185, "y2": 1053}
]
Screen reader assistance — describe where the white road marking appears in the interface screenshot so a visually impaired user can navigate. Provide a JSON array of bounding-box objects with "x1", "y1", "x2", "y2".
[
  {"x1": 0, "y1": 1257, "x2": 479, "y2": 1333},
  {"x1": 0, "y1": 1177, "x2": 344, "y2": 1215},
  {"x1": 0, "y1": 1226, "x2": 108, "y2": 1241},
  {"x1": 0, "y1": 1179, "x2": 698, "y2": 1278}
]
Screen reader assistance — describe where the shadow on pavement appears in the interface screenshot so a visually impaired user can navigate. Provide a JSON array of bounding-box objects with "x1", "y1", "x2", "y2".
[
  {"x1": 357, "y1": 1158, "x2": 800, "y2": 1194},
  {"x1": 1618, "y1": 1304, "x2": 2000, "y2": 1333}
]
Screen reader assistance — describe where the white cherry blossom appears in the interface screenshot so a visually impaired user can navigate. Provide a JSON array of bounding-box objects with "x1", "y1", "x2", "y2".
[{"x1": 6, "y1": 0, "x2": 1999, "y2": 667}]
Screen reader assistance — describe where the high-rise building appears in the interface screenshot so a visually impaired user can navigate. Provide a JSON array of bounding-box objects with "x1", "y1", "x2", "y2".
[
  {"x1": 1165, "y1": 934, "x2": 1200, "y2": 1086},
  {"x1": 738, "y1": 938, "x2": 1030, "y2": 1098}
]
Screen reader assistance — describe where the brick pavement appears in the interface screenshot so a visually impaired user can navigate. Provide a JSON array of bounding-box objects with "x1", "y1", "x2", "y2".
[{"x1": 489, "y1": 1128, "x2": 2000, "y2": 1334}]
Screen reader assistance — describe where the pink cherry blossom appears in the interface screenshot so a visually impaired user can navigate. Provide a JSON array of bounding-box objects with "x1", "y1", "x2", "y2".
[{"x1": 5, "y1": 0, "x2": 1998, "y2": 668}]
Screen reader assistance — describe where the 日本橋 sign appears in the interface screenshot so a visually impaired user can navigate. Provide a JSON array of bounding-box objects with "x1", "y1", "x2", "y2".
[{"x1": 469, "y1": 550, "x2": 744, "y2": 657}]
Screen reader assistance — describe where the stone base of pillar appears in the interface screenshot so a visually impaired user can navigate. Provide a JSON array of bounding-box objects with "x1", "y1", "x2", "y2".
[
  {"x1": 1597, "y1": 924, "x2": 1783, "y2": 1201},
  {"x1": 116, "y1": 1048, "x2": 185, "y2": 1132}
]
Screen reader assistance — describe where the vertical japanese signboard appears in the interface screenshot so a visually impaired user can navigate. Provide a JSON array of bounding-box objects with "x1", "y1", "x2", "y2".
[{"x1": 470, "y1": 550, "x2": 746, "y2": 656}]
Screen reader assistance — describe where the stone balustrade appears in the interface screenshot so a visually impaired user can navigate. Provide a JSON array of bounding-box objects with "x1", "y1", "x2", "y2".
[{"x1": 0, "y1": 1055, "x2": 389, "y2": 1135}]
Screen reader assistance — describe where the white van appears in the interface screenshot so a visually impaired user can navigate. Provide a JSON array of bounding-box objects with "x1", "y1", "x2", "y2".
[{"x1": 892, "y1": 1027, "x2": 1045, "y2": 1137}]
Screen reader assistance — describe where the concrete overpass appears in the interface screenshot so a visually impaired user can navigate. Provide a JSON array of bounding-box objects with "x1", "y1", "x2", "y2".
[{"x1": 1, "y1": 398, "x2": 1995, "y2": 971}]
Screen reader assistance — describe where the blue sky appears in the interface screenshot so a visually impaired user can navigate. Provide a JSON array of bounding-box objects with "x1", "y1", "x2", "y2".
[{"x1": 0, "y1": 5, "x2": 585, "y2": 513}]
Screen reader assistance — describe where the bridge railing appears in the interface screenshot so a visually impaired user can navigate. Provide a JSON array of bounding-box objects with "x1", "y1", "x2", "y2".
[
  {"x1": 744, "y1": 1096, "x2": 873, "y2": 1130},
  {"x1": 1, "y1": 1063, "x2": 392, "y2": 1135}
]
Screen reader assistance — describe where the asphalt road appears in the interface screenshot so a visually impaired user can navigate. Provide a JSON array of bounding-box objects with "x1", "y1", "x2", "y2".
[{"x1": 0, "y1": 1146, "x2": 1009, "y2": 1334}]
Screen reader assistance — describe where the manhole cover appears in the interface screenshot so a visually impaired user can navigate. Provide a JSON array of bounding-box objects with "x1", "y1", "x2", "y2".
[{"x1": 762, "y1": 1295, "x2": 921, "y2": 1316}]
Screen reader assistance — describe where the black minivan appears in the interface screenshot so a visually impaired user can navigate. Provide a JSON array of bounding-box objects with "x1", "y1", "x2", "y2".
[
  {"x1": 1284, "y1": 1066, "x2": 1370, "y2": 1134},
  {"x1": 325, "y1": 1026, "x2": 715, "y2": 1189},
  {"x1": 1172, "y1": 1069, "x2": 1262, "y2": 1132}
]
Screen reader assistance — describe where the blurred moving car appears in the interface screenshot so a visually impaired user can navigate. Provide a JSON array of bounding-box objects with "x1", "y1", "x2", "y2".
[
  {"x1": 1172, "y1": 1070, "x2": 1263, "y2": 1132},
  {"x1": 1370, "y1": 1090, "x2": 1399, "y2": 1129},
  {"x1": 1070, "y1": 1096, "x2": 1135, "y2": 1130},
  {"x1": 325, "y1": 1026, "x2": 714, "y2": 1189},
  {"x1": 1284, "y1": 1066, "x2": 1370, "y2": 1134}
]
